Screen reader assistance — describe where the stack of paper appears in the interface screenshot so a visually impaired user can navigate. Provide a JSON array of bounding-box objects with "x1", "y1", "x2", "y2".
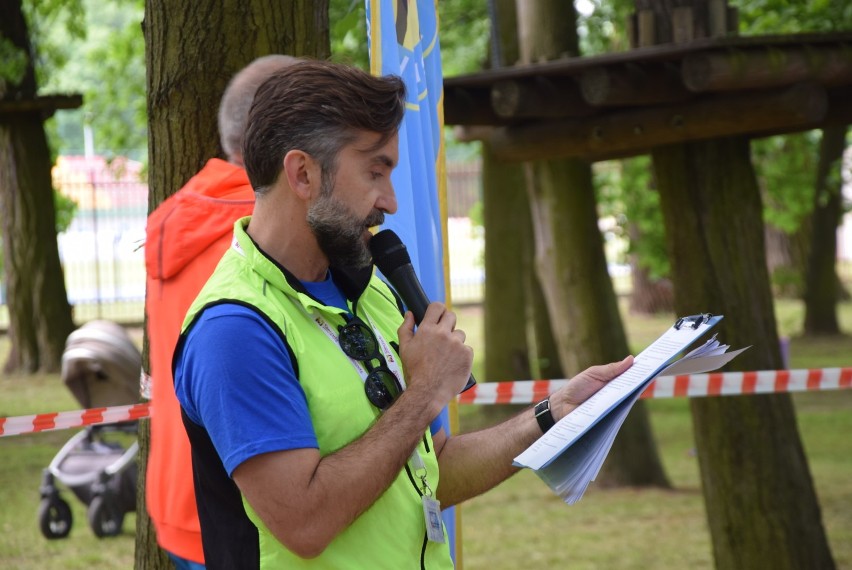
[{"x1": 513, "y1": 315, "x2": 748, "y2": 504}]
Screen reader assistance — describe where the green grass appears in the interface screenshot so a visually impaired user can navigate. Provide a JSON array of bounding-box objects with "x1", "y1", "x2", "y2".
[
  {"x1": 1, "y1": 301, "x2": 850, "y2": 568},
  {"x1": 454, "y1": 299, "x2": 852, "y2": 569}
]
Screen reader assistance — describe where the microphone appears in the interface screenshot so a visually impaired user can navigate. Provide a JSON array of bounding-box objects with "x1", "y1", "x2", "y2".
[{"x1": 369, "y1": 229, "x2": 476, "y2": 392}]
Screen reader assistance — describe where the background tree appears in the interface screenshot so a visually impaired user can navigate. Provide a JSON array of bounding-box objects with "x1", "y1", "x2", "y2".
[
  {"x1": 803, "y1": 125, "x2": 848, "y2": 335},
  {"x1": 579, "y1": 0, "x2": 674, "y2": 316},
  {"x1": 45, "y1": 0, "x2": 147, "y2": 160},
  {"x1": 480, "y1": 0, "x2": 563, "y2": 430},
  {"x1": 136, "y1": 2, "x2": 329, "y2": 567},
  {"x1": 516, "y1": 0, "x2": 668, "y2": 488},
  {"x1": 645, "y1": 0, "x2": 836, "y2": 566},
  {"x1": 0, "y1": 0, "x2": 77, "y2": 373},
  {"x1": 737, "y1": 0, "x2": 851, "y2": 334}
]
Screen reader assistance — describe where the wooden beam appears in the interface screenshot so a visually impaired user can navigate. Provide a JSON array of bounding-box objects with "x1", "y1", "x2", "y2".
[
  {"x1": 683, "y1": 45, "x2": 852, "y2": 92},
  {"x1": 488, "y1": 82, "x2": 827, "y2": 162},
  {"x1": 490, "y1": 76, "x2": 595, "y2": 118},
  {"x1": 443, "y1": 87, "x2": 506, "y2": 126},
  {"x1": 580, "y1": 62, "x2": 691, "y2": 106},
  {"x1": 0, "y1": 94, "x2": 83, "y2": 119},
  {"x1": 745, "y1": 85, "x2": 852, "y2": 140}
]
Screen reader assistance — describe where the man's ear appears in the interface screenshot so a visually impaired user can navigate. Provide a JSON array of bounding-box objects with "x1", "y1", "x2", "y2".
[{"x1": 282, "y1": 150, "x2": 320, "y2": 201}]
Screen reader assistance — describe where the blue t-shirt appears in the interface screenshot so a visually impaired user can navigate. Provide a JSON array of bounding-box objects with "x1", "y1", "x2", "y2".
[{"x1": 175, "y1": 272, "x2": 446, "y2": 476}]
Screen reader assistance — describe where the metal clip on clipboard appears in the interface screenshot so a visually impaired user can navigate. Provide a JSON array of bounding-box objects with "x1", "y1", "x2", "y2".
[{"x1": 674, "y1": 313, "x2": 714, "y2": 330}]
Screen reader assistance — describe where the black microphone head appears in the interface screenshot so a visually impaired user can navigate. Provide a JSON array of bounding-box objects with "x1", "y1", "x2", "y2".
[{"x1": 369, "y1": 229, "x2": 412, "y2": 275}]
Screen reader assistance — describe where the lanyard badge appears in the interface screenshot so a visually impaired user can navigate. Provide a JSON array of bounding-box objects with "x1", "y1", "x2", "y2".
[{"x1": 410, "y1": 449, "x2": 444, "y2": 543}]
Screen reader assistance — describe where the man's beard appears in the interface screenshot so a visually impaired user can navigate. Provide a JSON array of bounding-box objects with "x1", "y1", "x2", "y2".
[{"x1": 307, "y1": 182, "x2": 385, "y2": 270}]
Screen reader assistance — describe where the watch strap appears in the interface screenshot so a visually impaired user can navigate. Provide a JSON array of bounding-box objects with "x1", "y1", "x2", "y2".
[{"x1": 534, "y1": 397, "x2": 556, "y2": 433}]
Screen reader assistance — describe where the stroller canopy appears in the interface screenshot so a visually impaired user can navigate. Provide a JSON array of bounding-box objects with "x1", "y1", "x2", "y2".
[{"x1": 61, "y1": 320, "x2": 141, "y2": 409}]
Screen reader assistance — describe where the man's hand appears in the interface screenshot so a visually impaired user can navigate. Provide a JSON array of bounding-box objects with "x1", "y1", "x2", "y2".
[
  {"x1": 397, "y1": 302, "x2": 472, "y2": 414},
  {"x1": 549, "y1": 356, "x2": 634, "y2": 421}
]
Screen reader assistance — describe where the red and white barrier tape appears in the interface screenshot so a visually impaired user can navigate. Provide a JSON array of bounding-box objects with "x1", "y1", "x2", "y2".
[
  {"x1": 458, "y1": 367, "x2": 852, "y2": 405},
  {"x1": 2, "y1": 368, "x2": 851, "y2": 437},
  {"x1": 0, "y1": 403, "x2": 150, "y2": 437}
]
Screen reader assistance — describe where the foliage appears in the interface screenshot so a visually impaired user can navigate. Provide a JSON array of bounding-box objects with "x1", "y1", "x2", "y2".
[
  {"x1": 22, "y1": 0, "x2": 87, "y2": 86},
  {"x1": 733, "y1": 0, "x2": 852, "y2": 237},
  {"x1": 0, "y1": 38, "x2": 29, "y2": 88},
  {"x1": 595, "y1": 157, "x2": 669, "y2": 279},
  {"x1": 53, "y1": 188, "x2": 77, "y2": 233},
  {"x1": 330, "y1": 0, "x2": 368, "y2": 69},
  {"x1": 435, "y1": 0, "x2": 489, "y2": 75},
  {"x1": 38, "y1": 0, "x2": 146, "y2": 161},
  {"x1": 329, "y1": 0, "x2": 488, "y2": 76},
  {"x1": 733, "y1": 0, "x2": 852, "y2": 33},
  {"x1": 753, "y1": 131, "x2": 819, "y2": 234},
  {"x1": 576, "y1": 0, "x2": 634, "y2": 55}
]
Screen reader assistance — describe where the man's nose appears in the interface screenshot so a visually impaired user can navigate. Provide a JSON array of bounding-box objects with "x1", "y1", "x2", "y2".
[{"x1": 376, "y1": 183, "x2": 398, "y2": 215}]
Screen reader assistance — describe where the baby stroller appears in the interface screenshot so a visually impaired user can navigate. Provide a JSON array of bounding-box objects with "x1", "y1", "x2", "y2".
[{"x1": 38, "y1": 320, "x2": 142, "y2": 539}]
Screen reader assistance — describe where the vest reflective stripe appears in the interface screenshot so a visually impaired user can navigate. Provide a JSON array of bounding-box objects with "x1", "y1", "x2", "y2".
[{"x1": 182, "y1": 218, "x2": 453, "y2": 569}]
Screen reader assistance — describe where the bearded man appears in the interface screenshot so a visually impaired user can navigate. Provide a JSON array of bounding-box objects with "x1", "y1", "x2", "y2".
[{"x1": 173, "y1": 59, "x2": 632, "y2": 569}]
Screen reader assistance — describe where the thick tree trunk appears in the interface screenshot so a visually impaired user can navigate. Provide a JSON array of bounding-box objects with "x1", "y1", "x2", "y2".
[
  {"x1": 639, "y1": 3, "x2": 834, "y2": 566},
  {"x1": 137, "y1": 2, "x2": 329, "y2": 568},
  {"x1": 652, "y1": 137, "x2": 835, "y2": 570},
  {"x1": 0, "y1": 0, "x2": 76, "y2": 374},
  {"x1": 518, "y1": 0, "x2": 669, "y2": 488},
  {"x1": 804, "y1": 125, "x2": 847, "y2": 335}
]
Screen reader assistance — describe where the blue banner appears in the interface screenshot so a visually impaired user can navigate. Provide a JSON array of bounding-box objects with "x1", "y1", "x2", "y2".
[
  {"x1": 366, "y1": 0, "x2": 458, "y2": 561},
  {"x1": 367, "y1": 0, "x2": 446, "y2": 303}
]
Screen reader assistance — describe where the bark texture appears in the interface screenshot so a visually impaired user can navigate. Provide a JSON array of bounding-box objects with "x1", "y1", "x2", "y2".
[
  {"x1": 0, "y1": 0, "x2": 76, "y2": 374},
  {"x1": 518, "y1": 0, "x2": 669, "y2": 487},
  {"x1": 641, "y1": 3, "x2": 834, "y2": 566},
  {"x1": 653, "y1": 137, "x2": 835, "y2": 570},
  {"x1": 137, "y1": 2, "x2": 329, "y2": 567}
]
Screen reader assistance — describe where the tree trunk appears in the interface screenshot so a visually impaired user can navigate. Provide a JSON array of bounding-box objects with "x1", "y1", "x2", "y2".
[
  {"x1": 764, "y1": 221, "x2": 809, "y2": 298},
  {"x1": 137, "y1": 2, "x2": 329, "y2": 568},
  {"x1": 481, "y1": 144, "x2": 536, "y2": 424},
  {"x1": 639, "y1": 3, "x2": 834, "y2": 565},
  {"x1": 653, "y1": 137, "x2": 835, "y2": 570},
  {"x1": 629, "y1": 259, "x2": 674, "y2": 314},
  {"x1": 517, "y1": 0, "x2": 669, "y2": 488},
  {"x1": 0, "y1": 0, "x2": 76, "y2": 374},
  {"x1": 481, "y1": 0, "x2": 563, "y2": 426},
  {"x1": 483, "y1": 144, "x2": 532, "y2": 383},
  {"x1": 804, "y1": 125, "x2": 847, "y2": 335}
]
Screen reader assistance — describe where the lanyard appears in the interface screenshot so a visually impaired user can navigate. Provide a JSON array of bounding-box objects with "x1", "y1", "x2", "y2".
[
  {"x1": 310, "y1": 310, "x2": 406, "y2": 389},
  {"x1": 305, "y1": 306, "x2": 436, "y2": 503}
]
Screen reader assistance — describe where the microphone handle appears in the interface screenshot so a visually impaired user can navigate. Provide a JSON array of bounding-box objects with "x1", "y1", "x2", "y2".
[{"x1": 389, "y1": 265, "x2": 477, "y2": 392}]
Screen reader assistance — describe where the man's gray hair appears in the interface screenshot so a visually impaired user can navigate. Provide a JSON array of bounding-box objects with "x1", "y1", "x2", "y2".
[{"x1": 218, "y1": 54, "x2": 301, "y2": 164}]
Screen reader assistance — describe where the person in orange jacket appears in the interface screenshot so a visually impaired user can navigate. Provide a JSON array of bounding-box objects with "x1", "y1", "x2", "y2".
[{"x1": 144, "y1": 54, "x2": 299, "y2": 570}]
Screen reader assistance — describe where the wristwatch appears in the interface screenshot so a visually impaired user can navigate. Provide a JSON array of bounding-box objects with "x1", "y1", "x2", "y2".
[{"x1": 534, "y1": 397, "x2": 556, "y2": 433}]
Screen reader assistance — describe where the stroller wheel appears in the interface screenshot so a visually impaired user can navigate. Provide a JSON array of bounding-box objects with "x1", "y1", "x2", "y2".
[
  {"x1": 87, "y1": 495, "x2": 124, "y2": 538},
  {"x1": 38, "y1": 496, "x2": 73, "y2": 539}
]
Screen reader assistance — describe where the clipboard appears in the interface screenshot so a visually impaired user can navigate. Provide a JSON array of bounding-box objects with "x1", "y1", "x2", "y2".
[{"x1": 513, "y1": 313, "x2": 746, "y2": 504}]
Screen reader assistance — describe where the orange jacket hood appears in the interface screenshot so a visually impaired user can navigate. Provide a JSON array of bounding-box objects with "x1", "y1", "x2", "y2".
[{"x1": 146, "y1": 158, "x2": 255, "y2": 280}]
